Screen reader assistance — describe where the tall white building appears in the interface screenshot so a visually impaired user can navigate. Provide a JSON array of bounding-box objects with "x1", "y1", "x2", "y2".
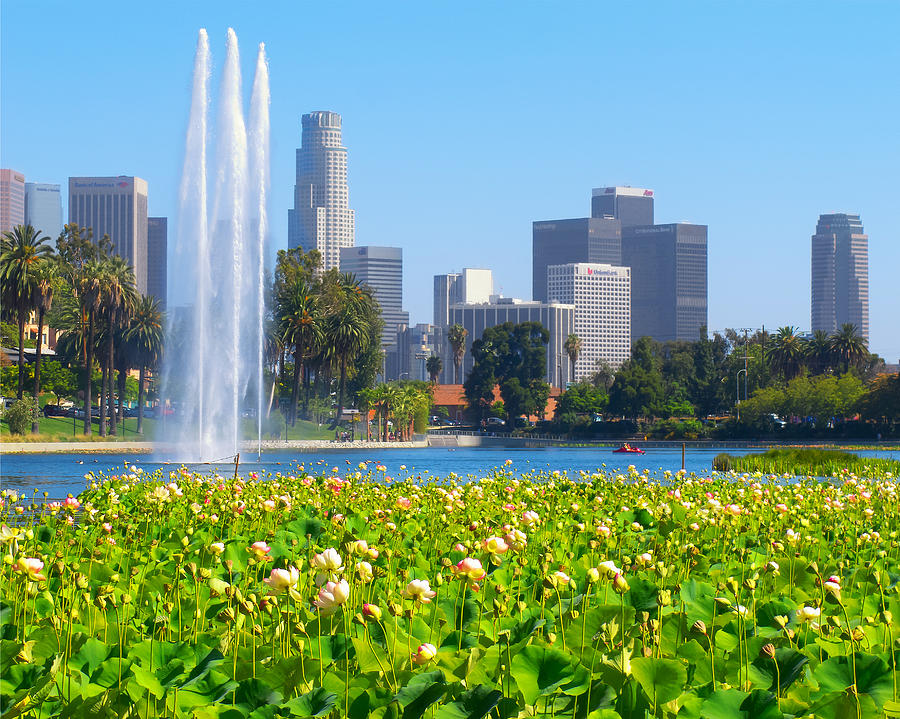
[
  {"x1": 433, "y1": 268, "x2": 493, "y2": 327},
  {"x1": 547, "y1": 263, "x2": 631, "y2": 379},
  {"x1": 25, "y1": 183, "x2": 63, "y2": 241},
  {"x1": 288, "y1": 111, "x2": 355, "y2": 270},
  {"x1": 69, "y1": 176, "x2": 149, "y2": 294}
]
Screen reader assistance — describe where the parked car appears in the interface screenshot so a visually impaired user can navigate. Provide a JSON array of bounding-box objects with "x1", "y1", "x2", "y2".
[
  {"x1": 767, "y1": 413, "x2": 787, "y2": 429},
  {"x1": 42, "y1": 404, "x2": 69, "y2": 417}
]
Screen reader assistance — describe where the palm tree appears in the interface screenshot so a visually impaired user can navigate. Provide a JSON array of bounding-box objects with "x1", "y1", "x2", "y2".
[
  {"x1": 75, "y1": 260, "x2": 104, "y2": 435},
  {"x1": 0, "y1": 225, "x2": 54, "y2": 399},
  {"x1": 564, "y1": 333, "x2": 582, "y2": 385},
  {"x1": 125, "y1": 295, "x2": 164, "y2": 435},
  {"x1": 326, "y1": 302, "x2": 370, "y2": 425},
  {"x1": 30, "y1": 260, "x2": 56, "y2": 432},
  {"x1": 426, "y1": 355, "x2": 443, "y2": 384},
  {"x1": 805, "y1": 329, "x2": 832, "y2": 375},
  {"x1": 829, "y1": 323, "x2": 868, "y2": 374},
  {"x1": 279, "y1": 281, "x2": 322, "y2": 425},
  {"x1": 97, "y1": 257, "x2": 137, "y2": 436},
  {"x1": 766, "y1": 326, "x2": 806, "y2": 379},
  {"x1": 447, "y1": 324, "x2": 468, "y2": 384}
]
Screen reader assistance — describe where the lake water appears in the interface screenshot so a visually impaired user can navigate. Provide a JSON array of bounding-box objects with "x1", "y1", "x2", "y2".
[{"x1": 1, "y1": 446, "x2": 896, "y2": 499}]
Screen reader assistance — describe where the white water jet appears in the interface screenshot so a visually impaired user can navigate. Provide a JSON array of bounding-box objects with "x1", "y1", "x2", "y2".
[
  {"x1": 164, "y1": 28, "x2": 270, "y2": 462},
  {"x1": 248, "y1": 42, "x2": 271, "y2": 458}
]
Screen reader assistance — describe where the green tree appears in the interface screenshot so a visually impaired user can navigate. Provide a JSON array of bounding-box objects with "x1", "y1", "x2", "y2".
[
  {"x1": 464, "y1": 321, "x2": 550, "y2": 423},
  {"x1": 447, "y1": 324, "x2": 468, "y2": 384},
  {"x1": 98, "y1": 256, "x2": 137, "y2": 436},
  {"x1": 425, "y1": 355, "x2": 442, "y2": 384},
  {"x1": 564, "y1": 333, "x2": 582, "y2": 384},
  {"x1": 805, "y1": 329, "x2": 833, "y2": 375},
  {"x1": 125, "y1": 295, "x2": 164, "y2": 434},
  {"x1": 857, "y1": 373, "x2": 900, "y2": 425},
  {"x1": 0, "y1": 224, "x2": 54, "y2": 399},
  {"x1": 555, "y1": 381, "x2": 609, "y2": 417},
  {"x1": 766, "y1": 326, "x2": 806, "y2": 379},
  {"x1": 607, "y1": 337, "x2": 666, "y2": 418},
  {"x1": 279, "y1": 280, "x2": 322, "y2": 425},
  {"x1": 828, "y1": 323, "x2": 868, "y2": 374},
  {"x1": 29, "y1": 260, "x2": 57, "y2": 432}
]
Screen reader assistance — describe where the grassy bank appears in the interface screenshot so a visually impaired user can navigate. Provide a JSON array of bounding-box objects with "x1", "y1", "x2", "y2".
[{"x1": 713, "y1": 447, "x2": 900, "y2": 475}]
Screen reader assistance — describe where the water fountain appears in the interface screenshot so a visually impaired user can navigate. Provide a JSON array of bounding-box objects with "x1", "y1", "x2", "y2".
[{"x1": 163, "y1": 28, "x2": 270, "y2": 461}]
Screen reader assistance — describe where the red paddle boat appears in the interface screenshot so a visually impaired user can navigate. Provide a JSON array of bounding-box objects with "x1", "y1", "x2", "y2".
[{"x1": 613, "y1": 443, "x2": 645, "y2": 454}]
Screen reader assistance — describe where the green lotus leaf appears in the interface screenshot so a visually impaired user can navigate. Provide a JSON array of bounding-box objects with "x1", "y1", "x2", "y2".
[
  {"x1": 233, "y1": 677, "x2": 283, "y2": 711},
  {"x1": 630, "y1": 656, "x2": 686, "y2": 706},
  {"x1": 749, "y1": 649, "x2": 809, "y2": 694},
  {"x1": 284, "y1": 686, "x2": 339, "y2": 717},
  {"x1": 511, "y1": 644, "x2": 577, "y2": 705},
  {"x1": 812, "y1": 652, "x2": 893, "y2": 707},
  {"x1": 393, "y1": 670, "x2": 448, "y2": 719},
  {"x1": 434, "y1": 684, "x2": 503, "y2": 719},
  {"x1": 699, "y1": 688, "x2": 749, "y2": 718}
]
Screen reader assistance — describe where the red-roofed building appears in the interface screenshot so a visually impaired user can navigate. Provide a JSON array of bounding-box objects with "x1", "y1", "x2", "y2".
[{"x1": 430, "y1": 384, "x2": 562, "y2": 422}]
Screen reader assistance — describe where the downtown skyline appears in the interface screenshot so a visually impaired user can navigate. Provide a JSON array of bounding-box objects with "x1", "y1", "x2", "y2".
[{"x1": 1, "y1": 1, "x2": 897, "y2": 360}]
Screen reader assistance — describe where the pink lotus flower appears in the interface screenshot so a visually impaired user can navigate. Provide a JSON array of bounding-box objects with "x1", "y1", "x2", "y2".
[
  {"x1": 521, "y1": 510, "x2": 539, "y2": 527},
  {"x1": 396, "y1": 497, "x2": 411, "y2": 509},
  {"x1": 64, "y1": 497, "x2": 81, "y2": 511},
  {"x1": 314, "y1": 579, "x2": 350, "y2": 614},
  {"x1": 362, "y1": 603, "x2": 382, "y2": 620},
  {"x1": 248, "y1": 541, "x2": 271, "y2": 559},
  {"x1": 454, "y1": 558, "x2": 486, "y2": 582},
  {"x1": 403, "y1": 579, "x2": 437, "y2": 603},
  {"x1": 15, "y1": 557, "x2": 46, "y2": 582},
  {"x1": 483, "y1": 536, "x2": 509, "y2": 554},
  {"x1": 411, "y1": 642, "x2": 437, "y2": 666},
  {"x1": 263, "y1": 567, "x2": 300, "y2": 594}
]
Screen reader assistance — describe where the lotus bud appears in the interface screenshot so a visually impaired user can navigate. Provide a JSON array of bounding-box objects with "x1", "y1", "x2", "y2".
[
  {"x1": 715, "y1": 597, "x2": 732, "y2": 609},
  {"x1": 546, "y1": 632, "x2": 557, "y2": 644},
  {"x1": 691, "y1": 620, "x2": 707, "y2": 635},
  {"x1": 760, "y1": 643, "x2": 776, "y2": 659},
  {"x1": 657, "y1": 590, "x2": 672, "y2": 607}
]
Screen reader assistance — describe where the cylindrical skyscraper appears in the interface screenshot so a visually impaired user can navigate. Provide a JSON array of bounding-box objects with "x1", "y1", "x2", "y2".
[
  {"x1": 811, "y1": 213, "x2": 869, "y2": 343},
  {"x1": 288, "y1": 111, "x2": 355, "y2": 270}
]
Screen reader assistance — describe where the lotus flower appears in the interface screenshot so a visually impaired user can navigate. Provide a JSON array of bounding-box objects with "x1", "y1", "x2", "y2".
[
  {"x1": 403, "y1": 579, "x2": 437, "y2": 603},
  {"x1": 454, "y1": 558, "x2": 486, "y2": 582},
  {"x1": 411, "y1": 642, "x2": 437, "y2": 666},
  {"x1": 314, "y1": 579, "x2": 350, "y2": 614},
  {"x1": 263, "y1": 566, "x2": 300, "y2": 594}
]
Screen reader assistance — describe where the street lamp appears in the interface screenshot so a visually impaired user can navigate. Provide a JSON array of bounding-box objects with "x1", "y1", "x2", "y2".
[{"x1": 736, "y1": 368, "x2": 747, "y2": 420}]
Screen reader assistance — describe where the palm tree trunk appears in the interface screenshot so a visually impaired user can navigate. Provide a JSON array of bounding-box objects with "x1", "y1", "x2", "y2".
[
  {"x1": 137, "y1": 365, "x2": 146, "y2": 435},
  {"x1": 99, "y1": 357, "x2": 108, "y2": 437},
  {"x1": 290, "y1": 351, "x2": 301, "y2": 426},
  {"x1": 107, "y1": 337, "x2": 117, "y2": 436},
  {"x1": 302, "y1": 366, "x2": 311, "y2": 418},
  {"x1": 117, "y1": 356, "x2": 127, "y2": 432},
  {"x1": 32, "y1": 309, "x2": 45, "y2": 433},
  {"x1": 84, "y1": 312, "x2": 95, "y2": 436},
  {"x1": 17, "y1": 313, "x2": 26, "y2": 400},
  {"x1": 336, "y1": 359, "x2": 347, "y2": 425}
]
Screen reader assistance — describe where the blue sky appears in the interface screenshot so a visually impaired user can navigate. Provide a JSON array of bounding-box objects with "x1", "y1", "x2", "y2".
[{"x1": 2, "y1": 1, "x2": 898, "y2": 360}]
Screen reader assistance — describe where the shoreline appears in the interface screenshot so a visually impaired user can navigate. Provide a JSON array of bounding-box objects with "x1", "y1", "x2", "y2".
[
  {"x1": 0, "y1": 439, "x2": 429, "y2": 455},
  {"x1": 0, "y1": 436, "x2": 895, "y2": 455}
]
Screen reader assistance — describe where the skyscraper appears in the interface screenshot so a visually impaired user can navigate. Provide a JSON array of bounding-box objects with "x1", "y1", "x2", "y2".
[
  {"x1": 433, "y1": 268, "x2": 493, "y2": 327},
  {"x1": 591, "y1": 186, "x2": 655, "y2": 227},
  {"x1": 339, "y1": 246, "x2": 409, "y2": 352},
  {"x1": 0, "y1": 169, "x2": 26, "y2": 234},
  {"x1": 69, "y1": 176, "x2": 149, "y2": 294},
  {"x1": 621, "y1": 223, "x2": 708, "y2": 343},
  {"x1": 546, "y1": 263, "x2": 631, "y2": 377},
  {"x1": 147, "y1": 217, "x2": 168, "y2": 309},
  {"x1": 288, "y1": 111, "x2": 355, "y2": 270},
  {"x1": 532, "y1": 217, "x2": 621, "y2": 302},
  {"x1": 24, "y1": 183, "x2": 63, "y2": 241},
  {"x1": 811, "y1": 213, "x2": 869, "y2": 342}
]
